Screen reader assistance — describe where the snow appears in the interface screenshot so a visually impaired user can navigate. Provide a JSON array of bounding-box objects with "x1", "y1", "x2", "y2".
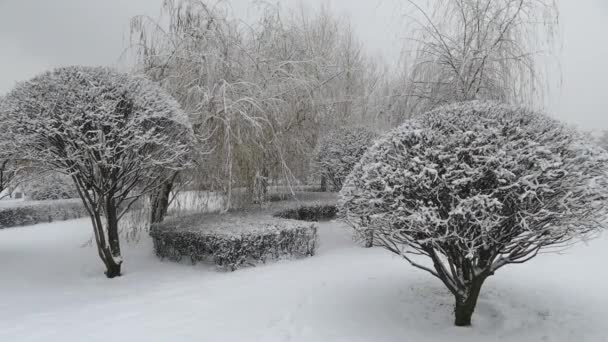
[
  {"x1": 0, "y1": 198, "x2": 26, "y2": 207},
  {"x1": 0, "y1": 219, "x2": 607, "y2": 341},
  {"x1": 0, "y1": 198, "x2": 82, "y2": 209},
  {"x1": 156, "y1": 212, "x2": 308, "y2": 236}
]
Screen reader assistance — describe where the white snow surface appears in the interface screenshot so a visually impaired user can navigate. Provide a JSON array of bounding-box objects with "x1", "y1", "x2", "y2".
[{"x1": 0, "y1": 219, "x2": 607, "y2": 341}]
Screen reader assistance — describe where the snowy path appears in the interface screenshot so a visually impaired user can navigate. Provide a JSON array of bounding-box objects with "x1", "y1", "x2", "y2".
[{"x1": 0, "y1": 219, "x2": 607, "y2": 341}]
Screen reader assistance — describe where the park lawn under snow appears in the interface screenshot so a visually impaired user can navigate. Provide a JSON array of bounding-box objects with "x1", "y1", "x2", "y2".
[{"x1": 0, "y1": 219, "x2": 607, "y2": 342}]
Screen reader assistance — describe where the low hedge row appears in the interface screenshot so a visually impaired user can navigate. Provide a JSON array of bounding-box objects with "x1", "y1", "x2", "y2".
[
  {"x1": 0, "y1": 199, "x2": 89, "y2": 229},
  {"x1": 150, "y1": 213, "x2": 318, "y2": 271},
  {"x1": 272, "y1": 203, "x2": 338, "y2": 222}
]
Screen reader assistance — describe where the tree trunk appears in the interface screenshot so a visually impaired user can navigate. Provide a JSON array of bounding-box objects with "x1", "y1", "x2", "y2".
[
  {"x1": 454, "y1": 277, "x2": 486, "y2": 326},
  {"x1": 364, "y1": 228, "x2": 373, "y2": 248},
  {"x1": 261, "y1": 167, "x2": 268, "y2": 200},
  {"x1": 104, "y1": 197, "x2": 122, "y2": 278},
  {"x1": 73, "y1": 180, "x2": 122, "y2": 279},
  {"x1": 104, "y1": 260, "x2": 122, "y2": 278},
  {"x1": 252, "y1": 169, "x2": 268, "y2": 205},
  {"x1": 151, "y1": 172, "x2": 179, "y2": 224},
  {"x1": 90, "y1": 210, "x2": 122, "y2": 278},
  {"x1": 320, "y1": 175, "x2": 327, "y2": 192},
  {"x1": 150, "y1": 178, "x2": 175, "y2": 224}
]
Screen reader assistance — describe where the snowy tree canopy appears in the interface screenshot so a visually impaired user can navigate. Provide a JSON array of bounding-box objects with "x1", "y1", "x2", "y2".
[
  {"x1": 340, "y1": 101, "x2": 608, "y2": 326},
  {"x1": 0, "y1": 66, "x2": 193, "y2": 185},
  {"x1": 316, "y1": 126, "x2": 377, "y2": 191},
  {"x1": 0, "y1": 66, "x2": 194, "y2": 278}
]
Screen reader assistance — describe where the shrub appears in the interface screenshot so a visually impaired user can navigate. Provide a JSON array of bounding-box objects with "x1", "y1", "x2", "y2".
[
  {"x1": 150, "y1": 213, "x2": 318, "y2": 270},
  {"x1": 273, "y1": 204, "x2": 338, "y2": 221},
  {"x1": 341, "y1": 101, "x2": 608, "y2": 326},
  {"x1": 315, "y1": 127, "x2": 376, "y2": 191},
  {"x1": 0, "y1": 199, "x2": 88, "y2": 229}
]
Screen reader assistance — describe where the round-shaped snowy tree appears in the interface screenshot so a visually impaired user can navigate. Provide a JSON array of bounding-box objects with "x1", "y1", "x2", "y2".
[
  {"x1": 340, "y1": 101, "x2": 608, "y2": 326},
  {"x1": 0, "y1": 66, "x2": 194, "y2": 278},
  {"x1": 316, "y1": 127, "x2": 376, "y2": 192}
]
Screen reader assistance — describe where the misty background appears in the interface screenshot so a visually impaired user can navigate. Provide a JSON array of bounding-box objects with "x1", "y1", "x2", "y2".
[{"x1": 0, "y1": 0, "x2": 606, "y2": 131}]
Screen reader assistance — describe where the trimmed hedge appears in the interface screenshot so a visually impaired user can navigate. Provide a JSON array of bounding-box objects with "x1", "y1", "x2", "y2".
[
  {"x1": 273, "y1": 203, "x2": 338, "y2": 222},
  {"x1": 0, "y1": 199, "x2": 88, "y2": 229},
  {"x1": 150, "y1": 213, "x2": 318, "y2": 271}
]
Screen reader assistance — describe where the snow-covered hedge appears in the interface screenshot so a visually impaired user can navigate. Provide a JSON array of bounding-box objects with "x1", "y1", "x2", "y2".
[
  {"x1": 273, "y1": 204, "x2": 338, "y2": 222},
  {"x1": 0, "y1": 199, "x2": 88, "y2": 229},
  {"x1": 150, "y1": 213, "x2": 318, "y2": 270}
]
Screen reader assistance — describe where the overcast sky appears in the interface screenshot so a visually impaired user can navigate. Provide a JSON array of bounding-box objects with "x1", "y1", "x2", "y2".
[{"x1": 1, "y1": 0, "x2": 606, "y2": 131}]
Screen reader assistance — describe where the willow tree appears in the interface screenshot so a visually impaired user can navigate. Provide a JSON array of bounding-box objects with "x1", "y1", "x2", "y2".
[
  {"x1": 394, "y1": 0, "x2": 559, "y2": 121},
  {"x1": 129, "y1": 0, "x2": 391, "y2": 210},
  {"x1": 0, "y1": 66, "x2": 194, "y2": 278},
  {"x1": 129, "y1": 1, "x2": 322, "y2": 208}
]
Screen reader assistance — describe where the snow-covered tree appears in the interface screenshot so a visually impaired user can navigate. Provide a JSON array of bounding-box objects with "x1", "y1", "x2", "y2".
[
  {"x1": 597, "y1": 130, "x2": 608, "y2": 151},
  {"x1": 391, "y1": 0, "x2": 559, "y2": 122},
  {"x1": 129, "y1": 1, "x2": 328, "y2": 207},
  {"x1": 316, "y1": 127, "x2": 376, "y2": 192},
  {"x1": 129, "y1": 1, "x2": 392, "y2": 207},
  {"x1": 340, "y1": 101, "x2": 608, "y2": 326},
  {"x1": 0, "y1": 66, "x2": 194, "y2": 278}
]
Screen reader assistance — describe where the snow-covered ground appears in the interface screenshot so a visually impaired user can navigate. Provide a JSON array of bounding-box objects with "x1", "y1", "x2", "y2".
[{"x1": 0, "y1": 219, "x2": 607, "y2": 341}]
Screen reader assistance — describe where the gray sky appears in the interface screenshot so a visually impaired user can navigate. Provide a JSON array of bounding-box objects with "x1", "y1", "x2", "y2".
[{"x1": 1, "y1": 0, "x2": 606, "y2": 131}]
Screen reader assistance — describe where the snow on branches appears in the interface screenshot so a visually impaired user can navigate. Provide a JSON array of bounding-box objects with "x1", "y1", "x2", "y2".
[
  {"x1": 0, "y1": 66, "x2": 194, "y2": 278},
  {"x1": 316, "y1": 126, "x2": 376, "y2": 191},
  {"x1": 340, "y1": 101, "x2": 608, "y2": 326},
  {"x1": 397, "y1": 0, "x2": 559, "y2": 119}
]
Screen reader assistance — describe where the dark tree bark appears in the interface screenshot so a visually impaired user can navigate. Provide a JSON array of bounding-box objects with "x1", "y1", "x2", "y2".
[
  {"x1": 104, "y1": 260, "x2": 122, "y2": 279},
  {"x1": 320, "y1": 175, "x2": 327, "y2": 192},
  {"x1": 364, "y1": 229, "x2": 374, "y2": 248},
  {"x1": 261, "y1": 167, "x2": 268, "y2": 199},
  {"x1": 454, "y1": 276, "x2": 486, "y2": 326},
  {"x1": 89, "y1": 207, "x2": 122, "y2": 279},
  {"x1": 361, "y1": 216, "x2": 373, "y2": 248},
  {"x1": 74, "y1": 180, "x2": 123, "y2": 279},
  {"x1": 104, "y1": 197, "x2": 122, "y2": 278},
  {"x1": 150, "y1": 172, "x2": 178, "y2": 224}
]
